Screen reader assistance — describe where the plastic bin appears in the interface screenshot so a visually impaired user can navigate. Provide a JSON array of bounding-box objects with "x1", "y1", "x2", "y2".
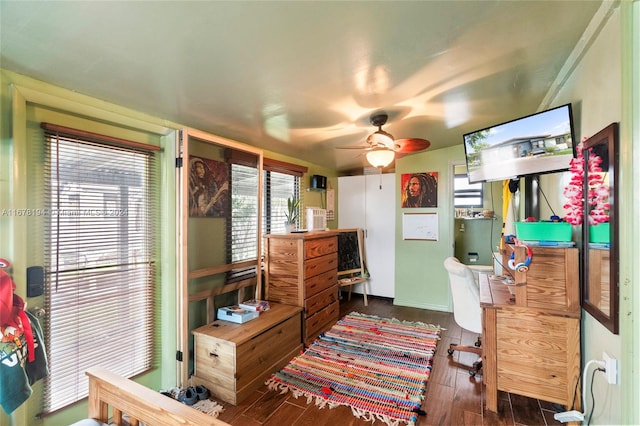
[
  {"x1": 589, "y1": 223, "x2": 610, "y2": 243},
  {"x1": 514, "y1": 222, "x2": 572, "y2": 242}
]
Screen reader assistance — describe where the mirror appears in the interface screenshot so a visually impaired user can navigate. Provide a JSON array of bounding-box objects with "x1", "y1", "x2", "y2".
[{"x1": 582, "y1": 122, "x2": 619, "y2": 334}]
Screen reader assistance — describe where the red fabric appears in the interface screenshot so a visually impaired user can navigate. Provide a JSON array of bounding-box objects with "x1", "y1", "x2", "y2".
[
  {"x1": 18, "y1": 310, "x2": 35, "y2": 362},
  {"x1": 0, "y1": 270, "x2": 16, "y2": 326},
  {"x1": 1, "y1": 269, "x2": 35, "y2": 362}
]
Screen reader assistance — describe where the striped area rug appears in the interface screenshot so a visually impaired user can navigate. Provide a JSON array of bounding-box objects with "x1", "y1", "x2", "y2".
[{"x1": 266, "y1": 312, "x2": 442, "y2": 426}]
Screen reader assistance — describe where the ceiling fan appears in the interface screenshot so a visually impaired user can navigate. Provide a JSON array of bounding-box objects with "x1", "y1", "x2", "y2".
[{"x1": 337, "y1": 112, "x2": 431, "y2": 168}]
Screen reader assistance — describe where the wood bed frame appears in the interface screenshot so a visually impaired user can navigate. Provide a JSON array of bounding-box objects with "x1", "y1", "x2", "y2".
[{"x1": 85, "y1": 367, "x2": 229, "y2": 425}]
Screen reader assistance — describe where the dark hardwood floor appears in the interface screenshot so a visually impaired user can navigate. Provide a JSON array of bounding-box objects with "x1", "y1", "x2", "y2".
[{"x1": 211, "y1": 296, "x2": 566, "y2": 426}]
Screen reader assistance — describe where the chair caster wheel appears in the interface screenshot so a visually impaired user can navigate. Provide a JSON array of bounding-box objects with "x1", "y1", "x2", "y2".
[
  {"x1": 447, "y1": 348, "x2": 454, "y2": 355},
  {"x1": 469, "y1": 370, "x2": 476, "y2": 377}
]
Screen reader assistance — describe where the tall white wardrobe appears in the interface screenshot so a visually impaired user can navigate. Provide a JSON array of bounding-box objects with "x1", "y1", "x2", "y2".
[{"x1": 338, "y1": 173, "x2": 395, "y2": 298}]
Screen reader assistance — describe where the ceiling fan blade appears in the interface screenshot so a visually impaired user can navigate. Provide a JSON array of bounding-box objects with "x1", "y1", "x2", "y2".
[{"x1": 395, "y1": 138, "x2": 431, "y2": 154}]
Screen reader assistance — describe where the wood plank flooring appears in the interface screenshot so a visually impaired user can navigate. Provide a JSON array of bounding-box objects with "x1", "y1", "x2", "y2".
[{"x1": 211, "y1": 296, "x2": 567, "y2": 426}]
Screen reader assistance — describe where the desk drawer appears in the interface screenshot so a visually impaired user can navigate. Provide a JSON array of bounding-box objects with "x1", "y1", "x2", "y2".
[{"x1": 495, "y1": 309, "x2": 580, "y2": 405}]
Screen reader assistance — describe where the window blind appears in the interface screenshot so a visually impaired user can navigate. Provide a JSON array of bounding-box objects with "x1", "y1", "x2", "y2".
[
  {"x1": 454, "y1": 173, "x2": 484, "y2": 208},
  {"x1": 42, "y1": 126, "x2": 158, "y2": 414},
  {"x1": 264, "y1": 171, "x2": 300, "y2": 234},
  {"x1": 230, "y1": 163, "x2": 260, "y2": 264},
  {"x1": 262, "y1": 157, "x2": 306, "y2": 233}
]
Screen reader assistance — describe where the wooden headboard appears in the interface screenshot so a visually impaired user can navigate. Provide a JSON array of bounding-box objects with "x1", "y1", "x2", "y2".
[{"x1": 85, "y1": 367, "x2": 229, "y2": 425}]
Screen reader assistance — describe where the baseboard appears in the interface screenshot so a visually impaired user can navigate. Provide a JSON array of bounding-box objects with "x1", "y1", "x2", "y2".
[
  {"x1": 392, "y1": 297, "x2": 450, "y2": 312},
  {"x1": 340, "y1": 293, "x2": 450, "y2": 313}
]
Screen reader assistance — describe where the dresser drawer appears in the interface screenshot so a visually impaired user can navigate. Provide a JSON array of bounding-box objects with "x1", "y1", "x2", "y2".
[
  {"x1": 269, "y1": 238, "x2": 300, "y2": 259},
  {"x1": 304, "y1": 253, "x2": 338, "y2": 278},
  {"x1": 304, "y1": 236, "x2": 337, "y2": 259},
  {"x1": 305, "y1": 268, "x2": 337, "y2": 297},
  {"x1": 305, "y1": 285, "x2": 338, "y2": 317},
  {"x1": 236, "y1": 314, "x2": 301, "y2": 389},
  {"x1": 305, "y1": 300, "x2": 339, "y2": 343}
]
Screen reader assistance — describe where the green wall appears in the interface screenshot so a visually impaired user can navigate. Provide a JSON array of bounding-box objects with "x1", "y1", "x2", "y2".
[{"x1": 393, "y1": 145, "x2": 460, "y2": 310}]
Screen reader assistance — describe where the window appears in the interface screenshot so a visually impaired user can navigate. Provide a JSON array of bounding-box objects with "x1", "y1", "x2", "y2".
[
  {"x1": 42, "y1": 124, "x2": 158, "y2": 413},
  {"x1": 262, "y1": 158, "x2": 306, "y2": 235},
  {"x1": 454, "y1": 173, "x2": 483, "y2": 208},
  {"x1": 226, "y1": 157, "x2": 304, "y2": 279},
  {"x1": 263, "y1": 170, "x2": 300, "y2": 235},
  {"x1": 230, "y1": 167, "x2": 300, "y2": 257},
  {"x1": 229, "y1": 162, "x2": 260, "y2": 263}
]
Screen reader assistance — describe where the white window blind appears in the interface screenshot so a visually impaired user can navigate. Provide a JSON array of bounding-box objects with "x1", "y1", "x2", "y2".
[
  {"x1": 230, "y1": 163, "x2": 260, "y2": 264},
  {"x1": 262, "y1": 157, "x2": 306, "y2": 234},
  {"x1": 454, "y1": 173, "x2": 484, "y2": 208},
  {"x1": 264, "y1": 171, "x2": 300, "y2": 234},
  {"x1": 42, "y1": 124, "x2": 158, "y2": 414}
]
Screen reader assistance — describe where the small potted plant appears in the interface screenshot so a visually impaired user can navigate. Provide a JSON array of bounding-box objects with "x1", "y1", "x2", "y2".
[{"x1": 284, "y1": 195, "x2": 300, "y2": 233}]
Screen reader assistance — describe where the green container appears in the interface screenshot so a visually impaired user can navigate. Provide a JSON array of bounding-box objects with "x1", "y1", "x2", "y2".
[
  {"x1": 514, "y1": 222, "x2": 572, "y2": 242},
  {"x1": 589, "y1": 223, "x2": 610, "y2": 243}
]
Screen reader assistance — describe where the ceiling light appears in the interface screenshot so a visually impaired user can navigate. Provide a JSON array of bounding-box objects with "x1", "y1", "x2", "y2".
[
  {"x1": 366, "y1": 129, "x2": 395, "y2": 149},
  {"x1": 366, "y1": 147, "x2": 395, "y2": 169}
]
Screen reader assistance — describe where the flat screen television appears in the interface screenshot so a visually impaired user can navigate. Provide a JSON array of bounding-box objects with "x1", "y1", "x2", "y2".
[{"x1": 463, "y1": 103, "x2": 576, "y2": 183}]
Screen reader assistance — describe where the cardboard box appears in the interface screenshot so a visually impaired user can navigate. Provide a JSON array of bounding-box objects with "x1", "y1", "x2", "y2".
[
  {"x1": 217, "y1": 306, "x2": 260, "y2": 324},
  {"x1": 515, "y1": 222, "x2": 572, "y2": 242}
]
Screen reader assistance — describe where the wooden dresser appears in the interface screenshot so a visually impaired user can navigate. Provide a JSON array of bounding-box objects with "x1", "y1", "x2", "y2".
[
  {"x1": 264, "y1": 231, "x2": 340, "y2": 346},
  {"x1": 481, "y1": 245, "x2": 581, "y2": 413},
  {"x1": 191, "y1": 303, "x2": 302, "y2": 405}
]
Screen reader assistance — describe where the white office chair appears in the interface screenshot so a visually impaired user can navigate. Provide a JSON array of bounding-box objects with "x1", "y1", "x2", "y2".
[{"x1": 444, "y1": 256, "x2": 483, "y2": 376}]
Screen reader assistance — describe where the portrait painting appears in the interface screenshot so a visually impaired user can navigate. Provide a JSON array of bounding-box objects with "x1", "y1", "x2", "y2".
[
  {"x1": 401, "y1": 172, "x2": 438, "y2": 208},
  {"x1": 189, "y1": 155, "x2": 230, "y2": 217}
]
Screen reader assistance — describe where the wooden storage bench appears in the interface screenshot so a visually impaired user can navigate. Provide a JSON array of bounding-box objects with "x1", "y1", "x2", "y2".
[{"x1": 191, "y1": 303, "x2": 303, "y2": 405}]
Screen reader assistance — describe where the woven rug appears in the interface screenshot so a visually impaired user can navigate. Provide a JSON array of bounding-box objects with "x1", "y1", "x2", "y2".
[{"x1": 266, "y1": 312, "x2": 442, "y2": 426}]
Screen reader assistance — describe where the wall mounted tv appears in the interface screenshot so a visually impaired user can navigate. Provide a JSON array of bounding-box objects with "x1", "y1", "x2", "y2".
[{"x1": 463, "y1": 103, "x2": 576, "y2": 183}]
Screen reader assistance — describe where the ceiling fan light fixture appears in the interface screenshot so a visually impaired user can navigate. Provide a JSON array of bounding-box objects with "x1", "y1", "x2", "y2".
[
  {"x1": 366, "y1": 129, "x2": 395, "y2": 149},
  {"x1": 366, "y1": 147, "x2": 395, "y2": 169}
]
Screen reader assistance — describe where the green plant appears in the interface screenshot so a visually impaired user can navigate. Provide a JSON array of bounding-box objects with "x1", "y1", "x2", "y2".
[{"x1": 284, "y1": 195, "x2": 300, "y2": 224}]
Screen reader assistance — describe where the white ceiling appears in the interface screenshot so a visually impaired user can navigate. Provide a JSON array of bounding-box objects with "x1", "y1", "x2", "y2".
[{"x1": 1, "y1": 1, "x2": 604, "y2": 172}]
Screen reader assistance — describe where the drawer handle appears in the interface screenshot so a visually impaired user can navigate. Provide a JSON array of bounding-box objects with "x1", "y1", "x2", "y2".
[{"x1": 209, "y1": 352, "x2": 218, "y2": 358}]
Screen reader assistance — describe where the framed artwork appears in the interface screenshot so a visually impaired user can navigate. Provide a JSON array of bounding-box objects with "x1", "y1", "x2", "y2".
[
  {"x1": 189, "y1": 155, "x2": 229, "y2": 217},
  {"x1": 401, "y1": 172, "x2": 438, "y2": 208}
]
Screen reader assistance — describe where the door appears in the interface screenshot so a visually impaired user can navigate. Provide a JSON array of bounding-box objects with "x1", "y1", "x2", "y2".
[
  {"x1": 176, "y1": 128, "x2": 263, "y2": 385},
  {"x1": 338, "y1": 174, "x2": 395, "y2": 298}
]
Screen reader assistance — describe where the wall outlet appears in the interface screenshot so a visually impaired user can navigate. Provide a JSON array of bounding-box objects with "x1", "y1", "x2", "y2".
[{"x1": 603, "y1": 352, "x2": 617, "y2": 384}]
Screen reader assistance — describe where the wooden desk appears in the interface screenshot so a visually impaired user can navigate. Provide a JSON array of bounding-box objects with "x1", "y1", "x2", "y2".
[{"x1": 480, "y1": 273, "x2": 581, "y2": 413}]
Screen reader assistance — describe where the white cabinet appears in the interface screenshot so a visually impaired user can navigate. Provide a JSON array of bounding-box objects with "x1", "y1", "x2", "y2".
[{"x1": 338, "y1": 174, "x2": 395, "y2": 298}]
